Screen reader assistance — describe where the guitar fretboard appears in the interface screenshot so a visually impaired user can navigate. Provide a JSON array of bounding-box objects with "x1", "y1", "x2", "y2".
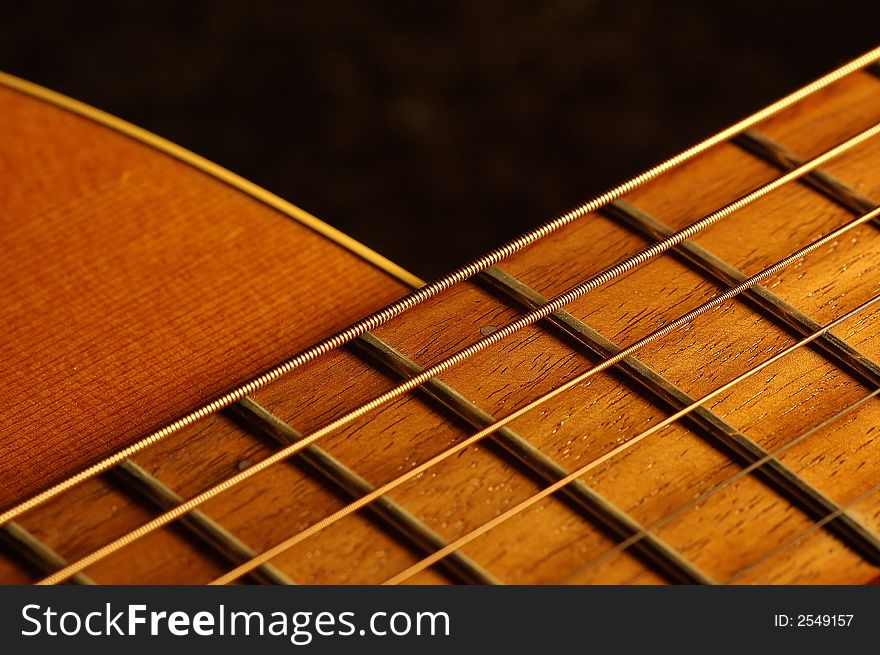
[{"x1": 3, "y1": 55, "x2": 880, "y2": 585}]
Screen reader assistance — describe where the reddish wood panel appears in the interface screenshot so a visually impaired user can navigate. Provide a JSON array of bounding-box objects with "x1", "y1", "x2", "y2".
[{"x1": 0, "y1": 85, "x2": 409, "y2": 508}]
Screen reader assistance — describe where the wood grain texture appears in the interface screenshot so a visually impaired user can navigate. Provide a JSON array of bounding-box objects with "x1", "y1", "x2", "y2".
[
  {"x1": 0, "y1": 84, "x2": 410, "y2": 508},
  {"x1": 3, "y1": 70, "x2": 880, "y2": 585}
]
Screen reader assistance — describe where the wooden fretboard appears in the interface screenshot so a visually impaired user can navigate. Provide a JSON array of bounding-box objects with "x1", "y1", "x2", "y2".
[{"x1": 2, "y1": 57, "x2": 880, "y2": 585}]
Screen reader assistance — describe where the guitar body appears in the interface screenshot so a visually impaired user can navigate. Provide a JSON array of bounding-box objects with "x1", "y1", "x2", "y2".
[{"x1": 2, "y1": 57, "x2": 880, "y2": 585}]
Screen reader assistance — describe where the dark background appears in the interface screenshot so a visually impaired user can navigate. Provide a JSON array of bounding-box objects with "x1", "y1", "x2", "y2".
[{"x1": 2, "y1": 1, "x2": 879, "y2": 280}]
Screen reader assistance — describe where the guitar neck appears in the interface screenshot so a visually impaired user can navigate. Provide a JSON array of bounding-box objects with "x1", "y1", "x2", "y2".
[{"x1": 2, "y1": 55, "x2": 880, "y2": 585}]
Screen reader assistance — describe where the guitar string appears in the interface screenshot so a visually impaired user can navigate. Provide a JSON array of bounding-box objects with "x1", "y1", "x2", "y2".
[
  {"x1": 379, "y1": 300, "x2": 880, "y2": 585},
  {"x1": 220, "y1": 291, "x2": 880, "y2": 586},
  {"x1": 181, "y1": 204, "x2": 863, "y2": 584},
  {"x1": 6, "y1": 119, "x2": 880, "y2": 531},
  {"x1": 4, "y1": 47, "x2": 880, "y2": 525},
  {"x1": 28, "y1": 149, "x2": 880, "y2": 586},
  {"x1": 724, "y1": 478, "x2": 880, "y2": 583},
  {"x1": 552, "y1": 385, "x2": 880, "y2": 584}
]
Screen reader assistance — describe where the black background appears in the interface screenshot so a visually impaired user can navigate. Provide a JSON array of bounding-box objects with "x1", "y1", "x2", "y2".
[{"x1": 2, "y1": 1, "x2": 879, "y2": 280}]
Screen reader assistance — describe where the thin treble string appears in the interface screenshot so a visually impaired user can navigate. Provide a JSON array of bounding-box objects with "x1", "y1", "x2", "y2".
[
  {"x1": 725, "y1": 477, "x2": 880, "y2": 583},
  {"x1": 380, "y1": 293, "x2": 880, "y2": 585},
  {"x1": 8, "y1": 119, "x2": 880, "y2": 530},
  {"x1": 6, "y1": 51, "x2": 880, "y2": 525},
  {"x1": 553, "y1": 385, "x2": 880, "y2": 585},
  {"x1": 32, "y1": 150, "x2": 880, "y2": 587},
  {"x1": 204, "y1": 207, "x2": 880, "y2": 586}
]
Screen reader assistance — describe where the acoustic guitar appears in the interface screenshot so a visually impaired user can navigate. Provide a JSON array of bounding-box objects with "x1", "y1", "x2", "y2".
[{"x1": 3, "y1": 46, "x2": 880, "y2": 586}]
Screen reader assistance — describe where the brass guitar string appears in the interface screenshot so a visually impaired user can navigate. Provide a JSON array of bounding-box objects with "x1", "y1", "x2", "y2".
[
  {"x1": 554, "y1": 385, "x2": 880, "y2": 584},
  {"x1": 4, "y1": 48, "x2": 880, "y2": 524},
  {"x1": 29, "y1": 143, "x2": 880, "y2": 585},
  {"x1": 382, "y1": 294, "x2": 880, "y2": 584},
  {"x1": 195, "y1": 204, "x2": 880, "y2": 585},
  {"x1": 6, "y1": 118, "x2": 880, "y2": 529}
]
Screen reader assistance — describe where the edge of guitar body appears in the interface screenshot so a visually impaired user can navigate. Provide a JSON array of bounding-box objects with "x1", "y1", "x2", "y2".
[{"x1": 0, "y1": 70, "x2": 426, "y2": 290}]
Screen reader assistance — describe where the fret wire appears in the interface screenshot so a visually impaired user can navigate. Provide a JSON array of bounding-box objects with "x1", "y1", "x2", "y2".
[
  {"x1": 726, "y1": 474, "x2": 880, "y2": 583},
  {"x1": 476, "y1": 266, "x2": 880, "y2": 562},
  {"x1": 347, "y1": 333, "x2": 712, "y2": 584},
  {"x1": 2, "y1": 462, "x2": 282, "y2": 584},
  {"x1": 224, "y1": 397, "x2": 499, "y2": 585},
  {"x1": 732, "y1": 129, "x2": 878, "y2": 216},
  {"x1": 2, "y1": 459, "x2": 276, "y2": 585},
  {"x1": 203, "y1": 206, "x2": 880, "y2": 586},
  {"x1": 602, "y1": 199, "x2": 880, "y2": 389},
  {"x1": 382, "y1": 294, "x2": 880, "y2": 585},
  {"x1": 556, "y1": 386, "x2": 880, "y2": 584},
  {"x1": 108, "y1": 459, "x2": 293, "y2": 585},
  {"x1": 0, "y1": 523, "x2": 95, "y2": 585},
  {"x1": 8, "y1": 118, "x2": 880, "y2": 531}
]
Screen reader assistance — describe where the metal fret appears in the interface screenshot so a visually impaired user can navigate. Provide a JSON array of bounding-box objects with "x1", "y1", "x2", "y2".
[
  {"x1": 0, "y1": 462, "x2": 286, "y2": 585},
  {"x1": 733, "y1": 129, "x2": 878, "y2": 216},
  {"x1": 603, "y1": 200, "x2": 880, "y2": 389},
  {"x1": 0, "y1": 522, "x2": 95, "y2": 585},
  {"x1": 347, "y1": 333, "x2": 713, "y2": 584},
  {"x1": 107, "y1": 459, "x2": 293, "y2": 585},
  {"x1": 225, "y1": 397, "x2": 499, "y2": 585}
]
